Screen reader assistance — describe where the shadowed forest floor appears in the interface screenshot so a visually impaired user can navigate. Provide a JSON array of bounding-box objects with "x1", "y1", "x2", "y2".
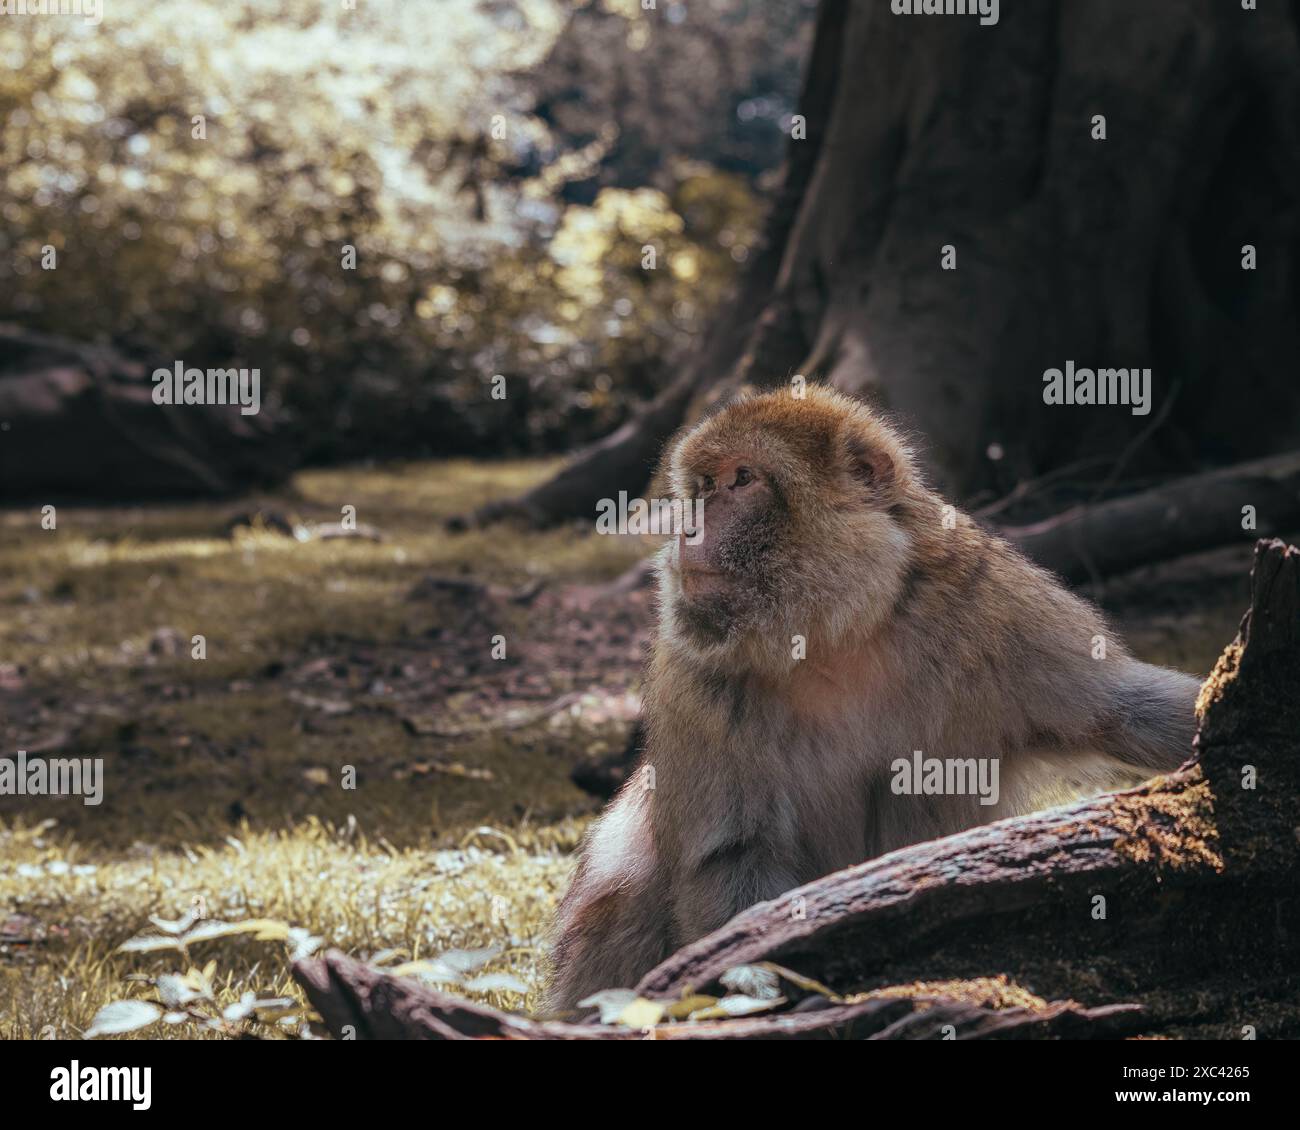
[{"x1": 0, "y1": 459, "x2": 1256, "y2": 1037}]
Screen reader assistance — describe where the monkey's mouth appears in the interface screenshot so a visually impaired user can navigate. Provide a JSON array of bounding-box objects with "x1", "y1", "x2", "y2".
[{"x1": 678, "y1": 565, "x2": 732, "y2": 599}]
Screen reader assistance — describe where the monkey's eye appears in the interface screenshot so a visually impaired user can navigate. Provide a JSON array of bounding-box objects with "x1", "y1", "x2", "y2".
[
  {"x1": 698, "y1": 474, "x2": 715, "y2": 497},
  {"x1": 732, "y1": 467, "x2": 754, "y2": 488}
]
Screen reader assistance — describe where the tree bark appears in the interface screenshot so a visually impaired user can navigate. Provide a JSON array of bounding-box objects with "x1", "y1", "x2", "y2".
[
  {"x1": 467, "y1": 0, "x2": 1300, "y2": 527},
  {"x1": 294, "y1": 539, "x2": 1300, "y2": 1039}
]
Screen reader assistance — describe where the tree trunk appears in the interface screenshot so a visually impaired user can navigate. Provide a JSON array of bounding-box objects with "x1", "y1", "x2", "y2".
[
  {"x1": 468, "y1": 0, "x2": 1300, "y2": 527},
  {"x1": 294, "y1": 539, "x2": 1300, "y2": 1039}
]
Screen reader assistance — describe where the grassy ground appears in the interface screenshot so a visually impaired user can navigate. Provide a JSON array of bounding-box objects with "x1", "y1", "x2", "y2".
[
  {"x1": 0, "y1": 459, "x2": 650, "y2": 1038},
  {"x1": 0, "y1": 458, "x2": 1255, "y2": 1038}
]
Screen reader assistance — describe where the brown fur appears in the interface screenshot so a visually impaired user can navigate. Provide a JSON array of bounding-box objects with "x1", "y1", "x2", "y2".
[{"x1": 545, "y1": 386, "x2": 1201, "y2": 1013}]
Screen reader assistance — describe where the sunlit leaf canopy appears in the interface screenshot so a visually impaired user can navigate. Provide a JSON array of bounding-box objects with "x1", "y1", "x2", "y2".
[{"x1": 0, "y1": 0, "x2": 810, "y2": 457}]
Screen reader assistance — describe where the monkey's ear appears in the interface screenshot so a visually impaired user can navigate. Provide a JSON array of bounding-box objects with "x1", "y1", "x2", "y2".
[{"x1": 843, "y1": 431, "x2": 897, "y2": 501}]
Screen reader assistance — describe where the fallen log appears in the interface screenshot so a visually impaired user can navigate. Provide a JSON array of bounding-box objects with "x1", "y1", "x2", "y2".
[
  {"x1": 294, "y1": 949, "x2": 1142, "y2": 1040},
  {"x1": 293, "y1": 539, "x2": 1300, "y2": 1039},
  {"x1": 0, "y1": 325, "x2": 292, "y2": 499}
]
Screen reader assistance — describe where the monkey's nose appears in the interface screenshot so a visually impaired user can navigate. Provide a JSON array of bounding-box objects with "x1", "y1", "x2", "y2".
[
  {"x1": 677, "y1": 529, "x2": 728, "y2": 596},
  {"x1": 678, "y1": 523, "x2": 707, "y2": 568}
]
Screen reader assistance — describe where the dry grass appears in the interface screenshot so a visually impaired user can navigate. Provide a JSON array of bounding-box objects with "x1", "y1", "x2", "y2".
[{"x1": 0, "y1": 816, "x2": 579, "y2": 1038}]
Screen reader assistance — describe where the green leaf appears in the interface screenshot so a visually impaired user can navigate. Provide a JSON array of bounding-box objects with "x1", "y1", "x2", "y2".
[
  {"x1": 117, "y1": 934, "x2": 185, "y2": 955},
  {"x1": 616, "y1": 997, "x2": 666, "y2": 1029},
  {"x1": 148, "y1": 912, "x2": 197, "y2": 936},
  {"x1": 755, "y1": 961, "x2": 837, "y2": 999},
  {"x1": 222, "y1": 992, "x2": 258, "y2": 1023},
  {"x1": 388, "y1": 959, "x2": 464, "y2": 983},
  {"x1": 461, "y1": 972, "x2": 529, "y2": 995},
  {"x1": 434, "y1": 944, "x2": 502, "y2": 975},
  {"x1": 181, "y1": 917, "x2": 290, "y2": 945},
  {"x1": 719, "y1": 964, "x2": 781, "y2": 1000},
  {"x1": 155, "y1": 973, "x2": 202, "y2": 1008},
  {"x1": 84, "y1": 1000, "x2": 163, "y2": 1039},
  {"x1": 688, "y1": 994, "x2": 786, "y2": 1021},
  {"x1": 287, "y1": 927, "x2": 324, "y2": 961},
  {"x1": 665, "y1": 994, "x2": 717, "y2": 1020},
  {"x1": 577, "y1": 988, "x2": 639, "y2": 1024},
  {"x1": 391, "y1": 944, "x2": 502, "y2": 985}
]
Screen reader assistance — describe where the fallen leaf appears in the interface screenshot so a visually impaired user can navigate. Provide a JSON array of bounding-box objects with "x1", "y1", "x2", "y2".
[{"x1": 84, "y1": 1000, "x2": 163, "y2": 1039}]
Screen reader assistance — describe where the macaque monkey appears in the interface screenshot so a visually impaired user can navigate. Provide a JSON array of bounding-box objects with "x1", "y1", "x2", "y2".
[{"x1": 546, "y1": 386, "x2": 1201, "y2": 1012}]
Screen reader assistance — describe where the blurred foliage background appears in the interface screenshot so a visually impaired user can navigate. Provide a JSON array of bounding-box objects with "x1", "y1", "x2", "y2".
[{"x1": 0, "y1": 0, "x2": 814, "y2": 463}]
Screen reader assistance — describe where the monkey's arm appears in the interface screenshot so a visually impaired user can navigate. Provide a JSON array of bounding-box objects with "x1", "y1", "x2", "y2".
[{"x1": 544, "y1": 788, "x2": 673, "y2": 1013}]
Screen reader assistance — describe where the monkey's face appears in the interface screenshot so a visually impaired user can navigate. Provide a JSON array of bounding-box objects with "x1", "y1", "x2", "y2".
[
  {"x1": 669, "y1": 456, "x2": 786, "y2": 646},
  {"x1": 659, "y1": 387, "x2": 919, "y2": 668}
]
